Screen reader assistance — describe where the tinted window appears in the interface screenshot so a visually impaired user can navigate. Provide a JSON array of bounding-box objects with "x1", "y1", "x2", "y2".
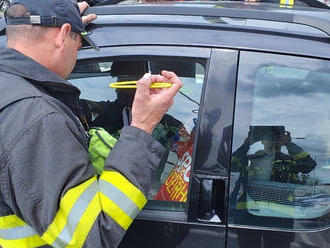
[
  {"x1": 229, "y1": 52, "x2": 330, "y2": 230},
  {"x1": 69, "y1": 58, "x2": 205, "y2": 211}
]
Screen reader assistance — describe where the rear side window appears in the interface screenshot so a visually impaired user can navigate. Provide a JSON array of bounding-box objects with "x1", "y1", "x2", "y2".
[
  {"x1": 229, "y1": 52, "x2": 330, "y2": 230},
  {"x1": 69, "y1": 58, "x2": 205, "y2": 212}
]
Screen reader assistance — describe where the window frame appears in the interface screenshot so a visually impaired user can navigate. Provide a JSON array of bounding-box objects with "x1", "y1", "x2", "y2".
[
  {"x1": 75, "y1": 45, "x2": 212, "y2": 222},
  {"x1": 229, "y1": 50, "x2": 330, "y2": 231}
]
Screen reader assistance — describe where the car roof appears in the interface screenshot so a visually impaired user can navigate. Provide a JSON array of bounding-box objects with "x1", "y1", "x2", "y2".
[
  {"x1": 86, "y1": 1, "x2": 330, "y2": 34},
  {"x1": 77, "y1": 2, "x2": 330, "y2": 59},
  {"x1": 1, "y1": 1, "x2": 329, "y2": 58},
  {"x1": 91, "y1": 0, "x2": 330, "y2": 9}
]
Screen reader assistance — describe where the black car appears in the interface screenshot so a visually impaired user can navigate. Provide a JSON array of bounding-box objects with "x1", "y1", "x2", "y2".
[{"x1": 1, "y1": 1, "x2": 330, "y2": 248}]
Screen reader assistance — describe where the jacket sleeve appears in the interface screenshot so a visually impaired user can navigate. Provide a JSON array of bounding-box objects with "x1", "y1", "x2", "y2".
[
  {"x1": 286, "y1": 142, "x2": 317, "y2": 174},
  {"x1": 231, "y1": 141, "x2": 250, "y2": 172},
  {"x1": 1, "y1": 102, "x2": 165, "y2": 248}
]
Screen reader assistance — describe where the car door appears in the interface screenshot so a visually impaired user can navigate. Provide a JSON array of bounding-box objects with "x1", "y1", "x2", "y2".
[
  {"x1": 227, "y1": 51, "x2": 330, "y2": 248},
  {"x1": 70, "y1": 46, "x2": 238, "y2": 248}
]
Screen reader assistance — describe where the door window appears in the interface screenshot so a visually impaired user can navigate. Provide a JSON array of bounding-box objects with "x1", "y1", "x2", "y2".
[
  {"x1": 69, "y1": 57, "x2": 205, "y2": 211},
  {"x1": 229, "y1": 52, "x2": 330, "y2": 230}
]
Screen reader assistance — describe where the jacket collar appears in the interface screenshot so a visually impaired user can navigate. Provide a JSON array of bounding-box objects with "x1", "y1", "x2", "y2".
[{"x1": 0, "y1": 47, "x2": 80, "y2": 95}]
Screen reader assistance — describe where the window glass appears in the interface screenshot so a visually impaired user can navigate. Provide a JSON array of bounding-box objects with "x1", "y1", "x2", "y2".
[
  {"x1": 229, "y1": 52, "x2": 330, "y2": 230},
  {"x1": 69, "y1": 58, "x2": 205, "y2": 211}
]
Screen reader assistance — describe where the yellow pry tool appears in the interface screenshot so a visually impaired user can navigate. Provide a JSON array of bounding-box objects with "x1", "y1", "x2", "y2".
[{"x1": 109, "y1": 81, "x2": 172, "y2": 89}]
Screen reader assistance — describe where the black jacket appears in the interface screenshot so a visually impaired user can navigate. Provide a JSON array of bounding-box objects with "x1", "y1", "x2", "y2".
[{"x1": 0, "y1": 47, "x2": 165, "y2": 248}]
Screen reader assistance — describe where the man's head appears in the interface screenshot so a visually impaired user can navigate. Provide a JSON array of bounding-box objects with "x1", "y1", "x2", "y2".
[{"x1": 5, "y1": 0, "x2": 98, "y2": 79}]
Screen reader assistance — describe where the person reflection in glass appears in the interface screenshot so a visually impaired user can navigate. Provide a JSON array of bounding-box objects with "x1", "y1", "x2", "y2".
[{"x1": 230, "y1": 126, "x2": 317, "y2": 248}]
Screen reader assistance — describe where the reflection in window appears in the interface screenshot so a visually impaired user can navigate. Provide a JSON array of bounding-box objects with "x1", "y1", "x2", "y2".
[
  {"x1": 229, "y1": 52, "x2": 330, "y2": 231},
  {"x1": 69, "y1": 58, "x2": 205, "y2": 211}
]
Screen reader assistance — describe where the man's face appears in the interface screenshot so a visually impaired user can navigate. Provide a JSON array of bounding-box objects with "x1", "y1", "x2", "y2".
[{"x1": 62, "y1": 31, "x2": 82, "y2": 78}]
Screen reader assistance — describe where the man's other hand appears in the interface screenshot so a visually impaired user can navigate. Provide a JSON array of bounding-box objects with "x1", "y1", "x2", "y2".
[
  {"x1": 78, "y1": 1, "x2": 97, "y2": 24},
  {"x1": 131, "y1": 71, "x2": 183, "y2": 134}
]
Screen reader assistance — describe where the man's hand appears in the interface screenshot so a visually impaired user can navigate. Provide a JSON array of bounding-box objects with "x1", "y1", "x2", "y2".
[
  {"x1": 279, "y1": 131, "x2": 291, "y2": 146},
  {"x1": 244, "y1": 131, "x2": 259, "y2": 145},
  {"x1": 131, "y1": 71, "x2": 183, "y2": 134},
  {"x1": 78, "y1": 1, "x2": 97, "y2": 24}
]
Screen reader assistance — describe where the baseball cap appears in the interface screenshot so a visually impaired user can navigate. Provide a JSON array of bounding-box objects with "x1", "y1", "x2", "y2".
[{"x1": 5, "y1": 0, "x2": 99, "y2": 51}]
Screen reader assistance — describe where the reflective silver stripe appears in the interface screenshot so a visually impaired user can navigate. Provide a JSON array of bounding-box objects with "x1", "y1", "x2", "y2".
[
  {"x1": 51, "y1": 181, "x2": 98, "y2": 248},
  {"x1": 99, "y1": 179, "x2": 140, "y2": 219},
  {"x1": 0, "y1": 224, "x2": 37, "y2": 240}
]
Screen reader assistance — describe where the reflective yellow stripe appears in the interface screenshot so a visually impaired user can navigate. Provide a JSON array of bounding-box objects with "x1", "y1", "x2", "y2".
[
  {"x1": 67, "y1": 193, "x2": 101, "y2": 248},
  {"x1": 236, "y1": 201, "x2": 247, "y2": 210},
  {"x1": 292, "y1": 151, "x2": 309, "y2": 160},
  {"x1": 100, "y1": 192, "x2": 133, "y2": 230},
  {"x1": 100, "y1": 171, "x2": 147, "y2": 210},
  {"x1": 280, "y1": 0, "x2": 294, "y2": 5},
  {"x1": 238, "y1": 200, "x2": 295, "y2": 216},
  {"x1": 99, "y1": 171, "x2": 146, "y2": 230},
  {"x1": 42, "y1": 176, "x2": 98, "y2": 245},
  {"x1": 0, "y1": 171, "x2": 145, "y2": 247},
  {"x1": 247, "y1": 200, "x2": 295, "y2": 216},
  {"x1": 0, "y1": 215, "x2": 46, "y2": 248},
  {"x1": 0, "y1": 234, "x2": 47, "y2": 248},
  {"x1": 280, "y1": 5, "x2": 293, "y2": 8},
  {"x1": 0, "y1": 215, "x2": 25, "y2": 228}
]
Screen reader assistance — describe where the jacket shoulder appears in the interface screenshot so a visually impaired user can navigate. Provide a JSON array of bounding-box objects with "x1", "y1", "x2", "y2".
[{"x1": 0, "y1": 71, "x2": 43, "y2": 111}]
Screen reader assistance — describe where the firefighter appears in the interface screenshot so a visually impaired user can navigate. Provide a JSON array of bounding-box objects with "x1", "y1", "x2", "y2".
[
  {"x1": 230, "y1": 127, "x2": 316, "y2": 248},
  {"x1": 0, "y1": 0, "x2": 182, "y2": 247}
]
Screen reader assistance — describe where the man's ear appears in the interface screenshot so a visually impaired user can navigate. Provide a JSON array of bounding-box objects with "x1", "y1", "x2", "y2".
[{"x1": 54, "y1": 24, "x2": 72, "y2": 50}]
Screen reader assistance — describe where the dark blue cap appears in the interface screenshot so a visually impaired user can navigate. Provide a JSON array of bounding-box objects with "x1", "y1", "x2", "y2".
[{"x1": 5, "y1": 0, "x2": 99, "y2": 51}]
